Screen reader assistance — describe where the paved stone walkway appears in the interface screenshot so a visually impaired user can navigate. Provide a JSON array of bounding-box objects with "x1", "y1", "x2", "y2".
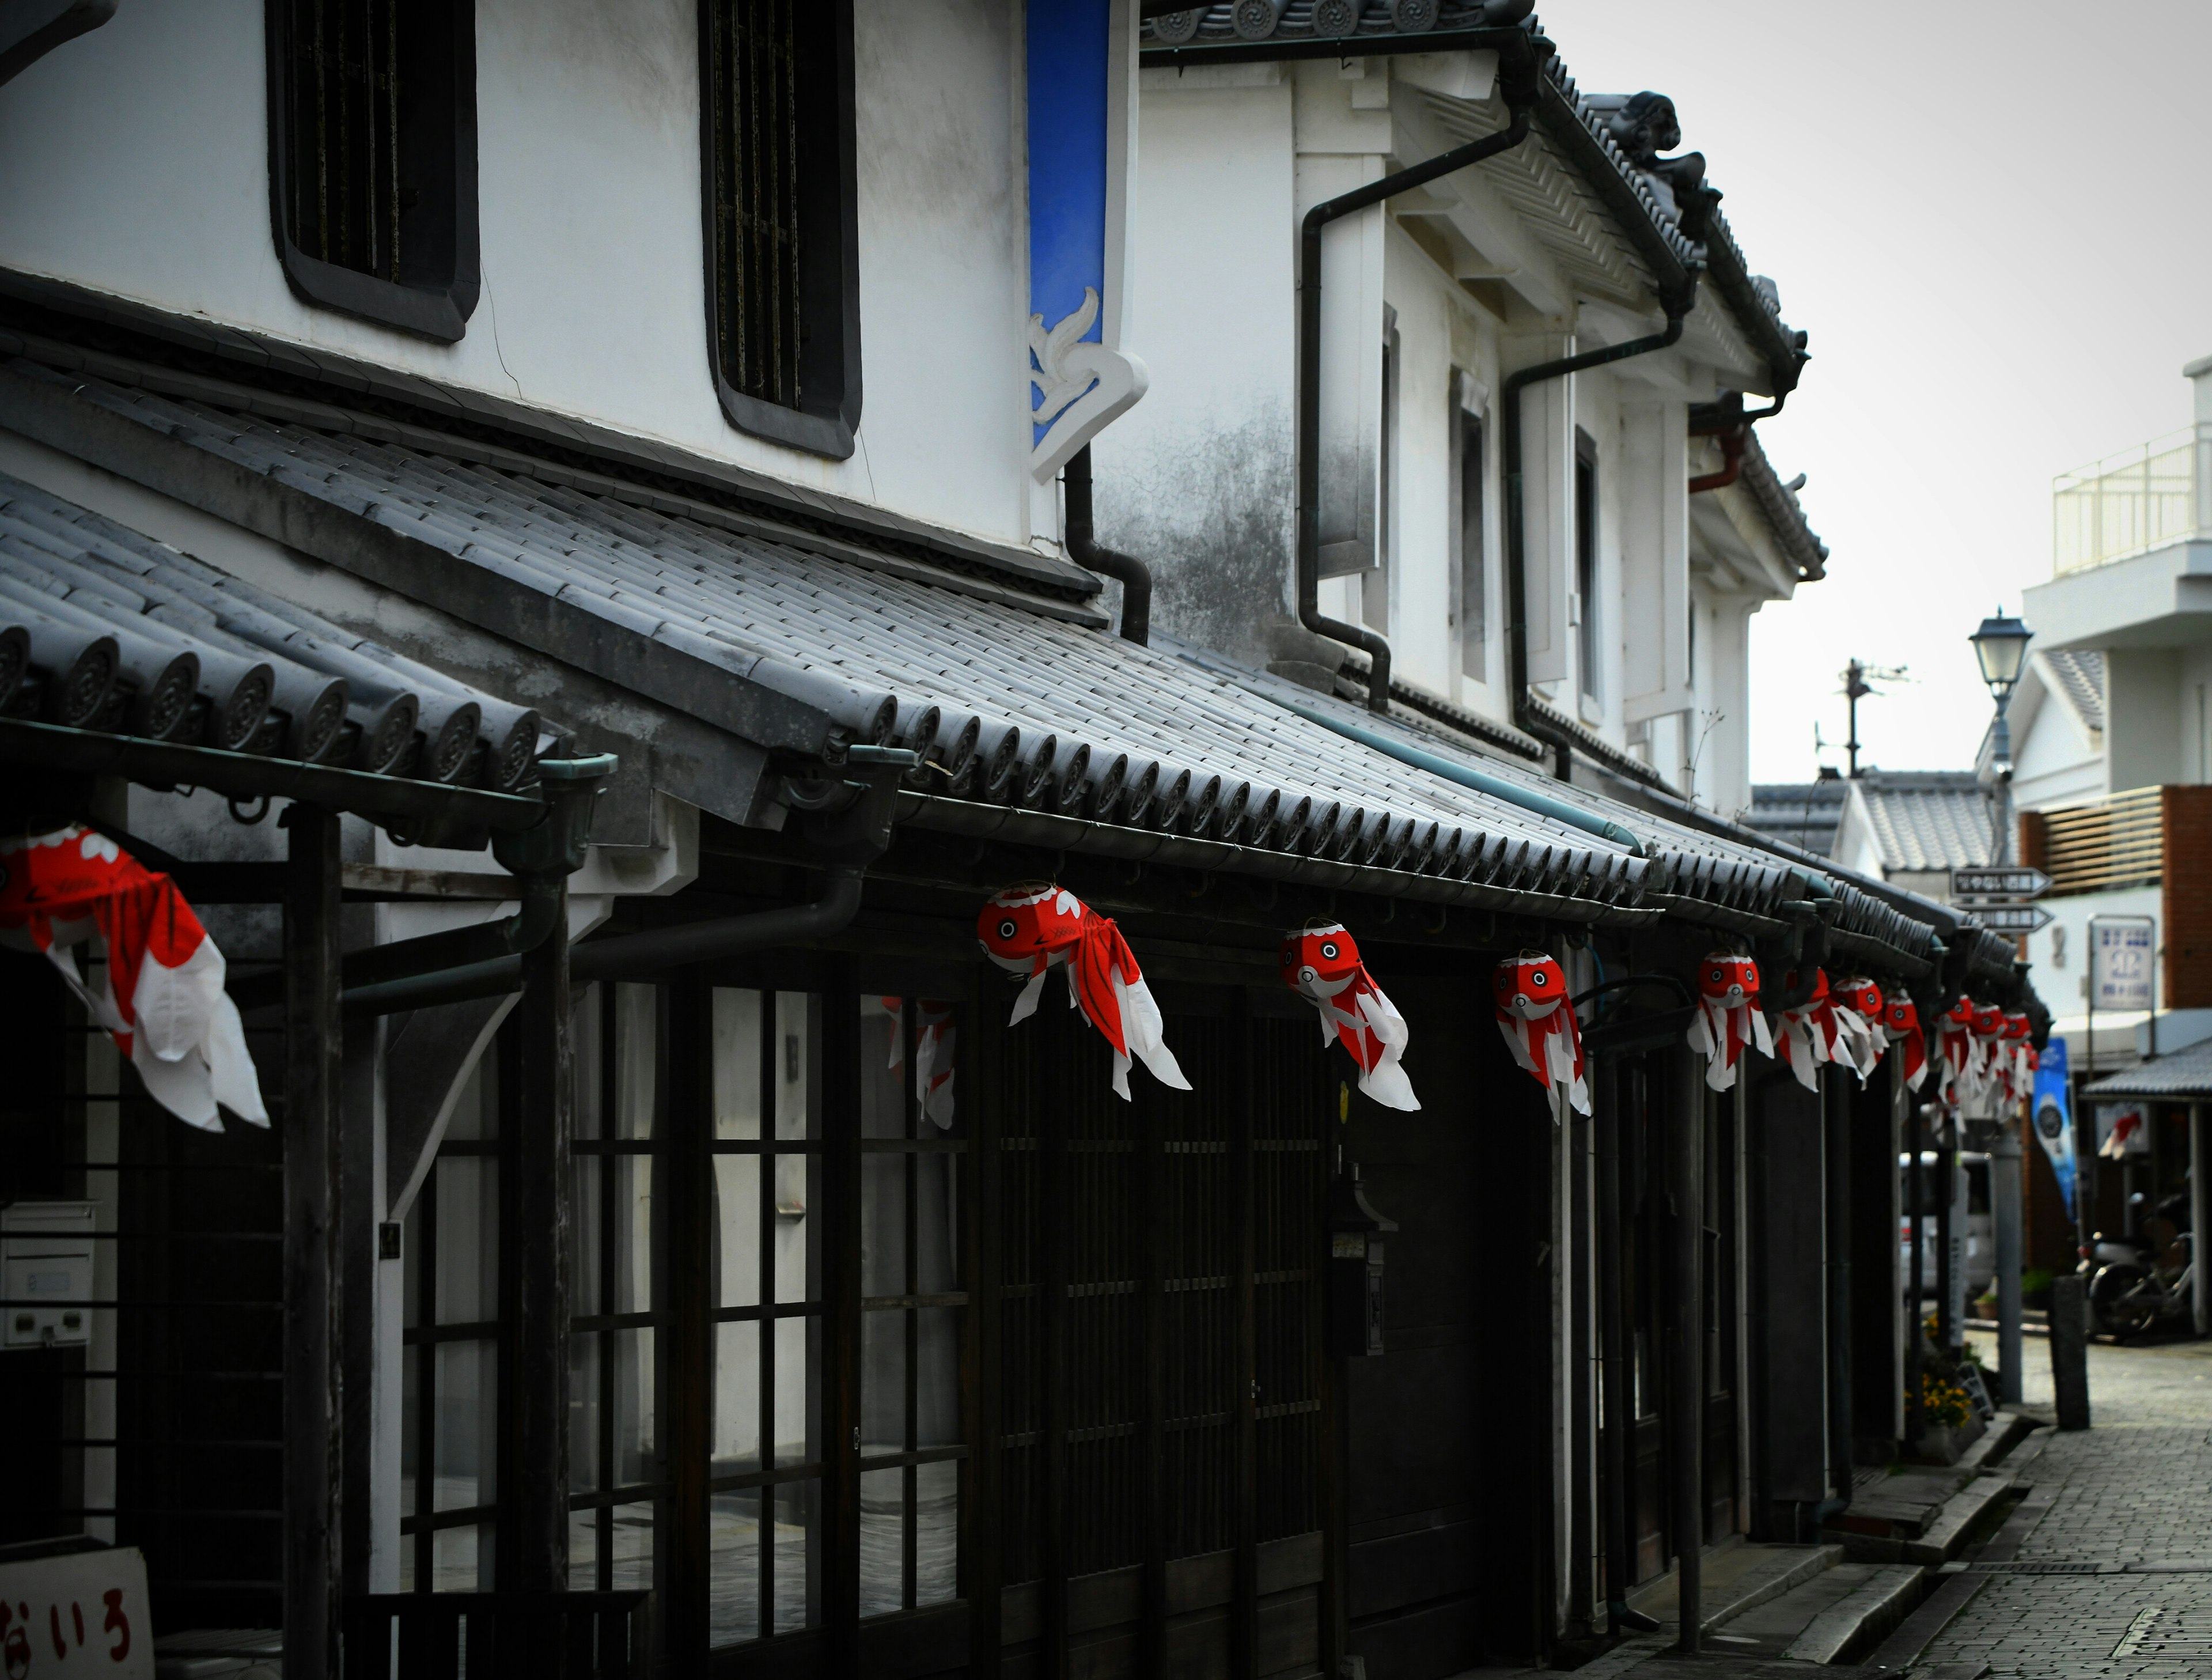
[
  {"x1": 1535, "y1": 1330, "x2": 2212, "y2": 1678},
  {"x1": 1912, "y1": 1326, "x2": 2212, "y2": 1678}
]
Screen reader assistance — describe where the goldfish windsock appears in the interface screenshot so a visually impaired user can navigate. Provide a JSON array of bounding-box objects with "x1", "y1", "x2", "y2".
[
  {"x1": 2000, "y1": 1012, "x2": 2037, "y2": 1105},
  {"x1": 1834, "y1": 977, "x2": 1888, "y2": 1081},
  {"x1": 1491, "y1": 952, "x2": 1589, "y2": 1121},
  {"x1": 1969, "y1": 1002, "x2": 2008, "y2": 1107},
  {"x1": 0, "y1": 825, "x2": 265, "y2": 1130},
  {"x1": 1882, "y1": 997, "x2": 1929, "y2": 1091},
  {"x1": 977, "y1": 884, "x2": 1190, "y2": 1100},
  {"x1": 1685, "y1": 952, "x2": 1774, "y2": 1091},
  {"x1": 1281, "y1": 923, "x2": 1418, "y2": 1111},
  {"x1": 1775, "y1": 969, "x2": 1873, "y2": 1092},
  {"x1": 1934, "y1": 998, "x2": 1976, "y2": 1106}
]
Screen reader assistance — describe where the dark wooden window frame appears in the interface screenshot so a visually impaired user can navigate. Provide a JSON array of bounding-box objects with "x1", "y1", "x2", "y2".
[
  {"x1": 696, "y1": 0, "x2": 863, "y2": 461},
  {"x1": 263, "y1": 0, "x2": 482, "y2": 344},
  {"x1": 1574, "y1": 425, "x2": 1600, "y2": 700}
]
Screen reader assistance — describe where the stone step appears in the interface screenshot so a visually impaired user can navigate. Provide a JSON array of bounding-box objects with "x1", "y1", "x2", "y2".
[
  {"x1": 1624, "y1": 1540, "x2": 1843, "y2": 1635},
  {"x1": 1954, "y1": 1410, "x2": 2034, "y2": 1476},
  {"x1": 1700, "y1": 1561, "x2": 1926, "y2": 1666},
  {"x1": 1903, "y1": 1476, "x2": 2016, "y2": 1567}
]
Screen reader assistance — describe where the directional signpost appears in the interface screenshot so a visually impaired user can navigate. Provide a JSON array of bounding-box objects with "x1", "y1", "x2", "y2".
[{"x1": 1949, "y1": 865, "x2": 2053, "y2": 933}]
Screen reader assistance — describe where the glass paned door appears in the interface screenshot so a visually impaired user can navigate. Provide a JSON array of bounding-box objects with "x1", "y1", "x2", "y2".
[
  {"x1": 707, "y1": 988, "x2": 824, "y2": 1648},
  {"x1": 857, "y1": 997, "x2": 968, "y2": 1619}
]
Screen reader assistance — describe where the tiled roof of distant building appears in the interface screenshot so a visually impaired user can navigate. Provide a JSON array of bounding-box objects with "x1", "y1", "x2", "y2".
[
  {"x1": 1853, "y1": 771, "x2": 1997, "y2": 873},
  {"x1": 1745, "y1": 778, "x2": 1847, "y2": 857}
]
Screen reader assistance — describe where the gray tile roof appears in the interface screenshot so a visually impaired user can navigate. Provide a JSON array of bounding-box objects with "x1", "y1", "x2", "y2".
[
  {"x1": 2041, "y1": 649, "x2": 2105, "y2": 735},
  {"x1": 1854, "y1": 772, "x2": 1997, "y2": 874},
  {"x1": 0, "y1": 470, "x2": 542, "y2": 790},
  {"x1": 0, "y1": 353, "x2": 1972, "y2": 964},
  {"x1": 1745, "y1": 780, "x2": 1847, "y2": 858},
  {"x1": 1739, "y1": 429, "x2": 1827, "y2": 581},
  {"x1": 2084, "y1": 1038, "x2": 2212, "y2": 1101}
]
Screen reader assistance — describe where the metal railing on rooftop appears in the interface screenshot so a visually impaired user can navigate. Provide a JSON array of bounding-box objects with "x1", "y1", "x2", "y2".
[{"x1": 2052, "y1": 424, "x2": 2212, "y2": 575}]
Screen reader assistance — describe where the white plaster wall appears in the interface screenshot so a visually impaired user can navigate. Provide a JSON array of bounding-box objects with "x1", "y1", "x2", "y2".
[
  {"x1": 2027, "y1": 884, "x2": 2163, "y2": 1020},
  {"x1": 1095, "y1": 66, "x2": 1297, "y2": 670},
  {"x1": 2107, "y1": 648, "x2": 2183, "y2": 793},
  {"x1": 0, "y1": 0, "x2": 1033, "y2": 546}
]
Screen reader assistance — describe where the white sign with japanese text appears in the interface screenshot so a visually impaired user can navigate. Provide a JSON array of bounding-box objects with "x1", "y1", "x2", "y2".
[
  {"x1": 2090, "y1": 917, "x2": 2156, "y2": 1012},
  {"x1": 0, "y1": 1545, "x2": 153, "y2": 1678}
]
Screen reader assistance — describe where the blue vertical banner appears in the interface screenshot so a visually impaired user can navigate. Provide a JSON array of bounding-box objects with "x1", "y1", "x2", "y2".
[
  {"x1": 1026, "y1": 0, "x2": 1147, "y2": 480},
  {"x1": 2031, "y1": 1035, "x2": 2078, "y2": 1224}
]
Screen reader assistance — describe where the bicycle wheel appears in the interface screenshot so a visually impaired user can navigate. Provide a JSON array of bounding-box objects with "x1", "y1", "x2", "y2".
[{"x1": 2090, "y1": 1263, "x2": 2160, "y2": 1340}]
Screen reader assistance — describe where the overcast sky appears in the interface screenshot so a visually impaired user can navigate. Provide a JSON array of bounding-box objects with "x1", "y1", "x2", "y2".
[{"x1": 1552, "y1": 0, "x2": 2212, "y2": 792}]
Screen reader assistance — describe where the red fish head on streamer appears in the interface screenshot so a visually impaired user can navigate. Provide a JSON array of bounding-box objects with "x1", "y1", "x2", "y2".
[
  {"x1": 976, "y1": 884, "x2": 1190, "y2": 1102},
  {"x1": 1490, "y1": 953, "x2": 1589, "y2": 1119},
  {"x1": 1836, "y1": 977, "x2": 1884, "y2": 1027},
  {"x1": 1881, "y1": 996, "x2": 1929, "y2": 1090},
  {"x1": 1685, "y1": 951, "x2": 1773, "y2": 1091},
  {"x1": 1282, "y1": 922, "x2": 1419, "y2": 1111}
]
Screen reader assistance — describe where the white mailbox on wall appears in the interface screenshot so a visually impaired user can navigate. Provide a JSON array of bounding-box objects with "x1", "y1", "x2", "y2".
[{"x1": 3, "y1": 1200, "x2": 99, "y2": 1350}]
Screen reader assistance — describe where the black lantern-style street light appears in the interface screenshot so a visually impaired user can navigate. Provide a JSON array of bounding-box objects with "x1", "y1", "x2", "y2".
[{"x1": 1969, "y1": 608, "x2": 2032, "y2": 862}]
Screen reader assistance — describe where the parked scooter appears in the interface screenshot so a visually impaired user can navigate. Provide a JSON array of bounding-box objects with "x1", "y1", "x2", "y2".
[{"x1": 2082, "y1": 1191, "x2": 2196, "y2": 1340}]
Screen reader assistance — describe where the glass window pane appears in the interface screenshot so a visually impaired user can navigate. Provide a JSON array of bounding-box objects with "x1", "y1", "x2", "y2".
[
  {"x1": 433, "y1": 1339, "x2": 497, "y2": 1510},
  {"x1": 616, "y1": 983, "x2": 656, "y2": 1138},
  {"x1": 613, "y1": 1327, "x2": 656, "y2": 1486},
  {"x1": 709, "y1": 1486, "x2": 761, "y2": 1647},
  {"x1": 772, "y1": 1316, "x2": 813, "y2": 1467},
  {"x1": 916, "y1": 1306, "x2": 960, "y2": 1450},
  {"x1": 569, "y1": 1508, "x2": 598, "y2": 1590},
  {"x1": 862, "y1": 1308, "x2": 906, "y2": 1454},
  {"x1": 574, "y1": 982, "x2": 603, "y2": 1138},
  {"x1": 916, "y1": 1000, "x2": 957, "y2": 1130},
  {"x1": 861, "y1": 1154, "x2": 906, "y2": 1298},
  {"x1": 569, "y1": 1331, "x2": 600, "y2": 1492},
  {"x1": 858, "y1": 1466, "x2": 904, "y2": 1618},
  {"x1": 915, "y1": 1149, "x2": 960, "y2": 1295},
  {"x1": 774, "y1": 1154, "x2": 812, "y2": 1304},
  {"x1": 445, "y1": 1052, "x2": 496, "y2": 1141},
  {"x1": 400, "y1": 1341, "x2": 418, "y2": 1511},
  {"x1": 770, "y1": 1478, "x2": 820, "y2": 1634},
  {"x1": 714, "y1": 1320, "x2": 760, "y2": 1474},
  {"x1": 860, "y1": 997, "x2": 905, "y2": 1139},
  {"x1": 433, "y1": 1157, "x2": 497, "y2": 1324},
  {"x1": 571, "y1": 1155, "x2": 601, "y2": 1314},
  {"x1": 916, "y1": 1458, "x2": 960, "y2": 1609},
  {"x1": 432, "y1": 1522, "x2": 493, "y2": 1592},
  {"x1": 402, "y1": 1194, "x2": 422, "y2": 1331},
  {"x1": 715, "y1": 1154, "x2": 760, "y2": 1310},
  {"x1": 776, "y1": 992, "x2": 810, "y2": 1141},
  {"x1": 609, "y1": 1499, "x2": 654, "y2": 1591},
  {"x1": 713, "y1": 988, "x2": 764, "y2": 1141},
  {"x1": 616, "y1": 1155, "x2": 653, "y2": 1314}
]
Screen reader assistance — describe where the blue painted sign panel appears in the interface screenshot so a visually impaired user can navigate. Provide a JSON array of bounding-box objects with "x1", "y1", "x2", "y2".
[{"x1": 2032, "y1": 1034, "x2": 2078, "y2": 1224}]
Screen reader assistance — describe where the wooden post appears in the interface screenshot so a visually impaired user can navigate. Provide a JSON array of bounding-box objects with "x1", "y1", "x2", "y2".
[
  {"x1": 1594, "y1": 1061, "x2": 1632, "y2": 1629},
  {"x1": 2191, "y1": 1103, "x2": 2209, "y2": 1337},
  {"x1": 1671, "y1": 1049, "x2": 1703, "y2": 1655},
  {"x1": 283, "y1": 805, "x2": 342, "y2": 1680},
  {"x1": 1823, "y1": 1071, "x2": 1853, "y2": 1502},
  {"x1": 502, "y1": 872, "x2": 571, "y2": 1614}
]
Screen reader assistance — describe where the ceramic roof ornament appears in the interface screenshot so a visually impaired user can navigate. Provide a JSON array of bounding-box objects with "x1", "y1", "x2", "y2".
[
  {"x1": 0, "y1": 825, "x2": 266, "y2": 1131},
  {"x1": 1281, "y1": 922, "x2": 1418, "y2": 1112},
  {"x1": 1492, "y1": 952, "x2": 1589, "y2": 1122},
  {"x1": 978, "y1": 883, "x2": 1188, "y2": 1100},
  {"x1": 1685, "y1": 951, "x2": 1772, "y2": 1092}
]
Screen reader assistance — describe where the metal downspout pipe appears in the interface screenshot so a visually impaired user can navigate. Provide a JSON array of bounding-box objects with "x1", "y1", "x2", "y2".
[
  {"x1": 1298, "y1": 100, "x2": 1536, "y2": 712},
  {"x1": 1504, "y1": 304, "x2": 1692, "y2": 778},
  {"x1": 1065, "y1": 445, "x2": 1151, "y2": 646}
]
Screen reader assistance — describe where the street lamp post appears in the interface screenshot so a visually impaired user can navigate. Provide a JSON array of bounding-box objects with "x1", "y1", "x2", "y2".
[{"x1": 1970, "y1": 610, "x2": 2033, "y2": 864}]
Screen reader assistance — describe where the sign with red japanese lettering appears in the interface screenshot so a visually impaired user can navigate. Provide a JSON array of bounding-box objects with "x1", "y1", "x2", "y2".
[{"x1": 0, "y1": 1545, "x2": 152, "y2": 1678}]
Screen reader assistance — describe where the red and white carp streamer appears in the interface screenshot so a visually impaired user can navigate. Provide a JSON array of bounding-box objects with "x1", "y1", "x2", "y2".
[
  {"x1": 1834, "y1": 977, "x2": 1888, "y2": 1081},
  {"x1": 1969, "y1": 1002, "x2": 2008, "y2": 1107},
  {"x1": 1999, "y1": 1012, "x2": 2037, "y2": 1106},
  {"x1": 1491, "y1": 952, "x2": 1589, "y2": 1121},
  {"x1": 1775, "y1": 969, "x2": 1874, "y2": 1092},
  {"x1": 0, "y1": 825, "x2": 265, "y2": 1131},
  {"x1": 977, "y1": 884, "x2": 1189, "y2": 1101},
  {"x1": 868, "y1": 996, "x2": 959, "y2": 1127},
  {"x1": 1933, "y1": 998, "x2": 1976, "y2": 1106},
  {"x1": 1883, "y1": 996, "x2": 1929, "y2": 1091},
  {"x1": 1685, "y1": 952, "x2": 1772, "y2": 1092},
  {"x1": 1280, "y1": 922, "x2": 1418, "y2": 1111}
]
